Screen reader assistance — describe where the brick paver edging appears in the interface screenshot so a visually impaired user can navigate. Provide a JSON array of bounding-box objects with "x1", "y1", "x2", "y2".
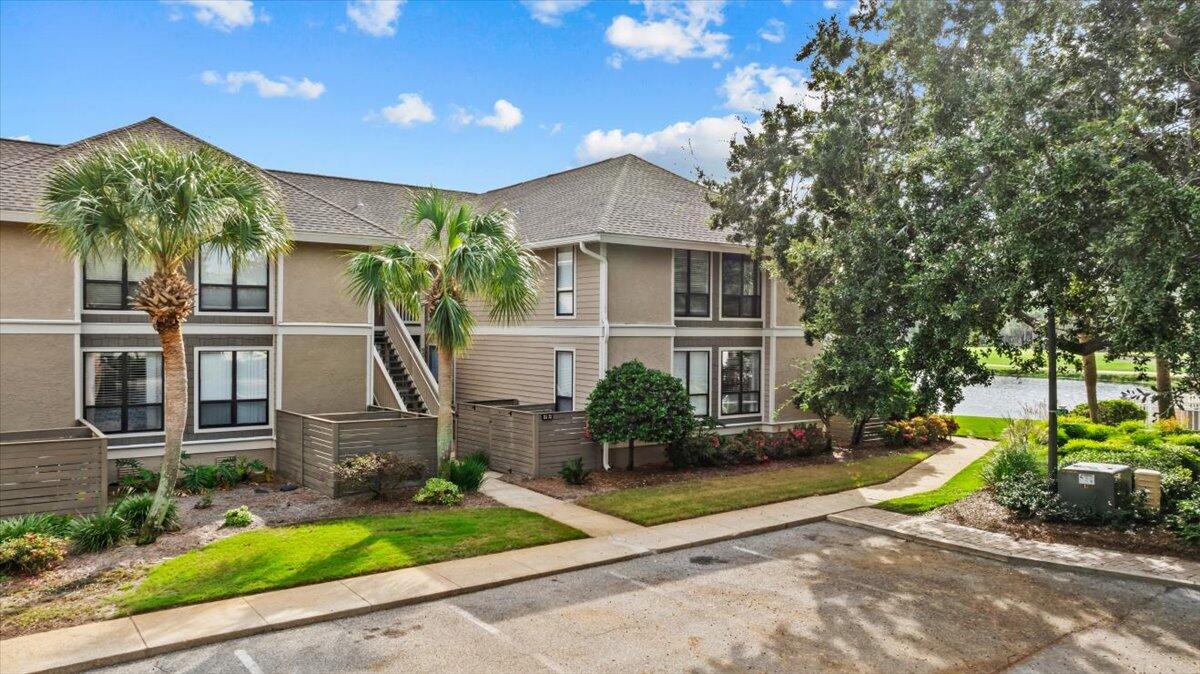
[{"x1": 829, "y1": 507, "x2": 1200, "y2": 590}]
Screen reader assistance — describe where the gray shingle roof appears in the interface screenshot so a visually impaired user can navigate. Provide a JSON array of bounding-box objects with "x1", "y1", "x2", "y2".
[
  {"x1": 0, "y1": 118, "x2": 394, "y2": 240},
  {"x1": 0, "y1": 138, "x2": 60, "y2": 167}
]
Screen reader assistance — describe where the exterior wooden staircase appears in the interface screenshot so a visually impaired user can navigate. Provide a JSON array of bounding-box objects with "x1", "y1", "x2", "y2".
[{"x1": 374, "y1": 331, "x2": 428, "y2": 413}]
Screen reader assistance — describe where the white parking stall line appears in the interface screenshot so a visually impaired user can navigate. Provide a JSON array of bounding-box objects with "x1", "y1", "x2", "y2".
[
  {"x1": 234, "y1": 649, "x2": 265, "y2": 674},
  {"x1": 448, "y1": 604, "x2": 566, "y2": 674}
]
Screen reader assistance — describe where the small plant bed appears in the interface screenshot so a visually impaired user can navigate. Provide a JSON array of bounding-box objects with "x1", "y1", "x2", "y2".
[
  {"x1": 574, "y1": 448, "x2": 935, "y2": 526},
  {"x1": 0, "y1": 480, "x2": 500, "y2": 639}
]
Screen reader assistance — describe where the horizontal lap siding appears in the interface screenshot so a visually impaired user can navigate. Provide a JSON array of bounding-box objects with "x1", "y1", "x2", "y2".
[
  {"x1": 0, "y1": 437, "x2": 107, "y2": 516},
  {"x1": 456, "y1": 336, "x2": 600, "y2": 406},
  {"x1": 468, "y1": 245, "x2": 600, "y2": 326},
  {"x1": 457, "y1": 404, "x2": 537, "y2": 476}
]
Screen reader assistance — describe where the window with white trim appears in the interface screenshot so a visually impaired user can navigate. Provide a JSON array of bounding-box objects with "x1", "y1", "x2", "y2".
[
  {"x1": 84, "y1": 352, "x2": 162, "y2": 433},
  {"x1": 720, "y1": 350, "x2": 761, "y2": 416},
  {"x1": 555, "y1": 246, "x2": 574, "y2": 316},
  {"x1": 673, "y1": 350, "x2": 710, "y2": 416},
  {"x1": 673, "y1": 250, "x2": 710, "y2": 317},
  {"x1": 199, "y1": 247, "x2": 268, "y2": 312},
  {"x1": 84, "y1": 254, "x2": 151, "y2": 310},
  {"x1": 721, "y1": 253, "x2": 761, "y2": 318},
  {"x1": 555, "y1": 350, "x2": 574, "y2": 412},
  {"x1": 198, "y1": 350, "x2": 269, "y2": 428}
]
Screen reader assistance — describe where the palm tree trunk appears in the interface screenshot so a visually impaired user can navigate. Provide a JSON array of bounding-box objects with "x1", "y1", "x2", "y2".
[
  {"x1": 139, "y1": 324, "x2": 187, "y2": 543},
  {"x1": 436, "y1": 347, "x2": 455, "y2": 463},
  {"x1": 1082, "y1": 351, "x2": 1099, "y2": 422},
  {"x1": 1155, "y1": 356, "x2": 1173, "y2": 419}
]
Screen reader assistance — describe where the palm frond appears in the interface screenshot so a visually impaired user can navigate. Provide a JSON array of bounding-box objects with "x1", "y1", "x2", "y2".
[
  {"x1": 426, "y1": 294, "x2": 476, "y2": 353},
  {"x1": 343, "y1": 244, "x2": 431, "y2": 318}
]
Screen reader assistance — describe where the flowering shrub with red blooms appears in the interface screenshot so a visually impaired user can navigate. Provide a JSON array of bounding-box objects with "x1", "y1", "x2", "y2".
[{"x1": 882, "y1": 414, "x2": 958, "y2": 447}]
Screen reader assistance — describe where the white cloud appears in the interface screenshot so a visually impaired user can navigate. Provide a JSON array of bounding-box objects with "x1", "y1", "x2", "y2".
[
  {"x1": 719, "y1": 63, "x2": 817, "y2": 112},
  {"x1": 542, "y1": 122, "x2": 564, "y2": 135},
  {"x1": 346, "y1": 0, "x2": 404, "y2": 37},
  {"x1": 605, "y1": 0, "x2": 730, "y2": 63},
  {"x1": 200, "y1": 70, "x2": 326, "y2": 99},
  {"x1": 576, "y1": 114, "x2": 753, "y2": 177},
  {"x1": 822, "y1": 0, "x2": 841, "y2": 9},
  {"x1": 606, "y1": 53, "x2": 624, "y2": 69},
  {"x1": 758, "y1": 18, "x2": 785, "y2": 43},
  {"x1": 479, "y1": 100, "x2": 524, "y2": 131},
  {"x1": 7, "y1": 134, "x2": 33, "y2": 141},
  {"x1": 368, "y1": 93, "x2": 436, "y2": 126},
  {"x1": 163, "y1": 1, "x2": 258, "y2": 31},
  {"x1": 521, "y1": 0, "x2": 590, "y2": 26}
]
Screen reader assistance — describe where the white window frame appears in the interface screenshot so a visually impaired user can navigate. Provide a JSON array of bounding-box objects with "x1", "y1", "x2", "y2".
[
  {"x1": 192, "y1": 346, "x2": 275, "y2": 434},
  {"x1": 671, "y1": 249, "x2": 712, "y2": 320},
  {"x1": 81, "y1": 347, "x2": 165, "y2": 436},
  {"x1": 553, "y1": 348, "x2": 576, "y2": 412},
  {"x1": 673, "y1": 347, "x2": 712, "y2": 417},
  {"x1": 717, "y1": 253, "x2": 764, "y2": 322},
  {"x1": 193, "y1": 248, "x2": 274, "y2": 317},
  {"x1": 717, "y1": 346, "x2": 763, "y2": 419},
  {"x1": 554, "y1": 246, "x2": 576, "y2": 319}
]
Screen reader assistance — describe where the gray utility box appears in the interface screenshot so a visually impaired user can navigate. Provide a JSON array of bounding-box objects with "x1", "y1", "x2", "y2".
[{"x1": 1058, "y1": 462, "x2": 1133, "y2": 514}]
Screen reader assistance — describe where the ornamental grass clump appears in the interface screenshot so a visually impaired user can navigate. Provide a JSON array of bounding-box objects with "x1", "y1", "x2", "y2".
[
  {"x1": 114, "y1": 494, "x2": 179, "y2": 535},
  {"x1": 0, "y1": 513, "x2": 74, "y2": 543},
  {"x1": 68, "y1": 510, "x2": 128, "y2": 553}
]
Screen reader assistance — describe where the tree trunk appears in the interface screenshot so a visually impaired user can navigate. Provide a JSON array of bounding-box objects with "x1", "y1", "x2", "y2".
[
  {"x1": 139, "y1": 325, "x2": 187, "y2": 543},
  {"x1": 851, "y1": 418, "x2": 866, "y2": 446},
  {"x1": 1082, "y1": 351, "x2": 1099, "y2": 422},
  {"x1": 627, "y1": 438, "x2": 635, "y2": 471},
  {"x1": 1155, "y1": 356, "x2": 1173, "y2": 419},
  {"x1": 820, "y1": 415, "x2": 834, "y2": 451},
  {"x1": 436, "y1": 346, "x2": 455, "y2": 463}
]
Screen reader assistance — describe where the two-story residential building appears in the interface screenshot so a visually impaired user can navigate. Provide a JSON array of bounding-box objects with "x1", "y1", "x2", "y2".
[{"x1": 0, "y1": 117, "x2": 819, "y2": 473}]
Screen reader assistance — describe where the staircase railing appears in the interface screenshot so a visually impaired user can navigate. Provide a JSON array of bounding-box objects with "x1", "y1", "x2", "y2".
[
  {"x1": 371, "y1": 348, "x2": 407, "y2": 411},
  {"x1": 384, "y1": 303, "x2": 439, "y2": 414}
]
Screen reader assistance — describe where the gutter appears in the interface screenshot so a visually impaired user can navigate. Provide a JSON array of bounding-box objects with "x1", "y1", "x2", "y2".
[{"x1": 577, "y1": 240, "x2": 611, "y2": 470}]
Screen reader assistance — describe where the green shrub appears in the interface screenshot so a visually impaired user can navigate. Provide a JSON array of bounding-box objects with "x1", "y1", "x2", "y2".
[
  {"x1": 68, "y1": 510, "x2": 127, "y2": 553},
  {"x1": 882, "y1": 414, "x2": 958, "y2": 446},
  {"x1": 333, "y1": 452, "x2": 426, "y2": 499},
  {"x1": 195, "y1": 491, "x2": 214, "y2": 510},
  {"x1": 586, "y1": 360, "x2": 696, "y2": 470},
  {"x1": 1059, "y1": 421, "x2": 1114, "y2": 441},
  {"x1": 992, "y1": 472, "x2": 1052, "y2": 518},
  {"x1": 1071, "y1": 399, "x2": 1145, "y2": 425},
  {"x1": 0, "y1": 513, "x2": 74, "y2": 543},
  {"x1": 983, "y1": 443, "x2": 1043, "y2": 487},
  {"x1": 1168, "y1": 498, "x2": 1200, "y2": 544},
  {"x1": 223, "y1": 506, "x2": 253, "y2": 528},
  {"x1": 113, "y1": 494, "x2": 179, "y2": 535},
  {"x1": 180, "y1": 464, "x2": 219, "y2": 493},
  {"x1": 116, "y1": 462, "x2": 159, "y2": 493},
  {"x1": 1160, "y1": 467, "x2": 1198, "y2": 510},
  {"x1": 665, "y1": 416, "x2": 725, "y2": 469},
  {"x1": 412, "y1": 477, "x2": 463, "y2": 506},
  {"x1": 559, "y1": 457, "x2": 592, "y2": 485},
  {"x1": 0, "y1": 533, "x2": 67, "y2": 575},
  {"x1": 1064, "y1": 444, "x2": 1197, "y2": 476},
  {"x1": 440, "y1": 455, "x2": 488, "y2": 493},
  {"x1": 1173, "y1": 434, "x2": 1200, "y2": 449}
]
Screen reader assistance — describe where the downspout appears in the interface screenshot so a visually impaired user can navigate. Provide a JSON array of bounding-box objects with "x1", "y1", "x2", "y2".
[{"x1": 578, "y1": 240, "x2": 610, "y2": 470}]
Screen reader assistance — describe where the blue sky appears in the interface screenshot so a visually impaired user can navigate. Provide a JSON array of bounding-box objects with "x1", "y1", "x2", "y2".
[{"x1": 1, "y1": 1, "x2": 842, "y2": 192}]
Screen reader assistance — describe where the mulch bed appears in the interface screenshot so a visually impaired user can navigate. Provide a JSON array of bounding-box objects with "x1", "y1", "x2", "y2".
[
  {"x1": 504, "y1": 443, "x2": 946, "y2": 502},
  {"x1": 932, "y1": 490, "x2": 1199, "y2": 561},
  {"x1": 0, "y1": 480, "x2": 499, "y2": 639}
]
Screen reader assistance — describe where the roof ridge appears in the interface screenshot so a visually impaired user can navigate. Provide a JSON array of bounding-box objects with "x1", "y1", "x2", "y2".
[
  {"x1": 0, "y1": 116, "x2": 177, "y2": 170},
  {"x1": 597, "y1": 155, "x2": 633, "y2": 233},
  {"x1": 1, "y1": 138, "x2": 60, "y2": 148},
  {"x1": 483, "y1": 154, "x2": 632, "y2": 196},
  {"x1": 269, "y1": 167, "x2": 476, "y2": 195}
]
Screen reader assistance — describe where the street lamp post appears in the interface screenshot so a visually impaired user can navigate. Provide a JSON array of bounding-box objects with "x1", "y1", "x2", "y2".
[{"x1": 1046, "y1": 304, "x2": 1058, "y2": 488}]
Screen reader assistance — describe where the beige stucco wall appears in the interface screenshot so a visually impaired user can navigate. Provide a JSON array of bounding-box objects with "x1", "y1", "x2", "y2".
[
  {"x1": 0, "y1": 333, "x2": 76, "y2": 432},
  {"x1": 281, "y1": 243, "x2": 368, "y2": 324},
  {"x1": 608, "y1": 336, "x2": 671, "y2": 374},
  {"x1": 1, "y1": 221, "x2": 75, "y2": 320},
  {"x1": 772, "y1": 278, "x2": 804, "y2": 327},
  {"x1": 279, "y1": 334, "x2": 368, "y2": 413},
  {"x1": 771, "y1": 336, "x2": 821, "y2": 423},
  {"x1": 456, "y1": 335, "x2": 600, "y2": 408},
  {"x1": 607, "y1": 244, "x2": 671, "y2": 325}
]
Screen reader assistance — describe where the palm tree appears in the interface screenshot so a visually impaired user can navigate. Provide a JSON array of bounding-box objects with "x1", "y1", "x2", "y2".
[
  {"x1": 38, "y1": 140, "x2": 291, "y2": 543},
  {"x1": 345, "y1": 191, "x2": 540, "y2": 461}
]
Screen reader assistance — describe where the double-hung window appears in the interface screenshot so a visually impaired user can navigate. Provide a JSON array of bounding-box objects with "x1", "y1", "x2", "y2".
[
  {"x1": 555, "y1": 246, "x2": 574, "y2": 317},
  {"x1": 84, "y1": 352, "x2": 163, "y2": 433},
  {"x1": 720, "y1": 350, "x2": 761, "y2": 416},
  {"x1": 721, "y1": 253, "x2": 761, "y2": 319},
  {"x1": 673, "y1": 350, "x2": 710, "y2": 416},
  {"x1": 554, "y1": 350, "x2": 574, "y2": 412},
  {"x1": 199, "y1": 247, "x2": 268, "y2": 312},
  {"x1": 198, "y1": 350, "x2": 269, "y2": 428},
  {"x1": 673, "y1": 250, "x2": 710, "y2": 317},
  {"x1": 84, "y1": 254, "x2": 150, "y2": 310}
]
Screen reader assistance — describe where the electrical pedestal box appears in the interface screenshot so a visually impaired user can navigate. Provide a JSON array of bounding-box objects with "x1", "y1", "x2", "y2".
[{"x1": 1058, "y1": 462, "x2": 1133, "y2": 515}]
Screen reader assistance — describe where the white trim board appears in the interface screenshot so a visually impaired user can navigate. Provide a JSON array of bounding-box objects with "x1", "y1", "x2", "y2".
[{"x1": 107, "y1": 436, "x2": 274, "y2": 459}]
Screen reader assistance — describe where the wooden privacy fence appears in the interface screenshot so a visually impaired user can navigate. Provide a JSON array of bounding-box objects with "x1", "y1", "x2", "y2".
[
  {"x1": 0, "y1": 422, "x2": 108, "y2": 517},
  {"x1": 275, "y1": 409, "x2": 437, "y2": 497},
  {"x1": 457, "y1": 400, "x2": 600, "y2": 477}
]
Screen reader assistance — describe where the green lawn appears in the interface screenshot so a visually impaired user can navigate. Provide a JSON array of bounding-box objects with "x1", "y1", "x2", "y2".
[
  {"x1": 972, "y1": 347, "x2": 1140, "y2": 373},
  {"x1": 121, "y1": 508, "x2": 585, "y2": 613},
  {"x1": 953, "y1": 416, "x2": 1010, "y2": 441},
  {"x1": 875, "y1": 451, "x2": 991, "y2": 514},
  {"x1": 578, "y1": 450, "x2": 933, "y2": 527}
]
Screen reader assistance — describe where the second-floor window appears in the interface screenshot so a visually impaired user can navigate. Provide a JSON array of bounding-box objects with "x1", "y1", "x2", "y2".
[
  {"x1": 84, "y1": 254, "x2": 150, "y2": 310},
  {"x1": 673, "y1": 250, "x2": 710, "y2": 317},
  {"x1": 198, "y1": 349, "x2": 269, "y2": 428},
  {"x1": 199, "y1": 247, "x2": 268, "y2": 312},
  {"x1": 84, "y1": 351, "x2": 162, "y2": 433},
  {"x1": 721, "y1": 253, "x2": 761, "y2": 319},
  {"x1": 555, "y1": 246, "x2": 574, "y2": 316}
]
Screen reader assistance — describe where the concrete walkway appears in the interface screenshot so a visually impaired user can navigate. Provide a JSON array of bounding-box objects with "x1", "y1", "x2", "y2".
[
  {"x1": 3, "y1": 440, "x2": 992, "y2": 674},
  {"x1": 831, "y1": 507, "x2": 1200, "y2": 590}
]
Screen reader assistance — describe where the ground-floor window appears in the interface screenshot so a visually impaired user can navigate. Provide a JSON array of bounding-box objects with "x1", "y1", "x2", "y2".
[
  {"x1": 84, "y1": 351, "x2": 163, "y2": 433},
  {"x1": 198, "y1": 349, "x2": 269, "y2": 428},
  {"x1": 555, "y1": 350, "x2": 574, "y2": 412},
  {"x1": 720, "y1": 349, "x2": 761, "y2": 416},
  {"x1": 673, "y1": 349, "x2": 710, "y2": 416}
]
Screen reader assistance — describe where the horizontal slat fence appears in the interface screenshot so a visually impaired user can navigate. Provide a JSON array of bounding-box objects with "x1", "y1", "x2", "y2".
[
  {"x1": 275, "y1": 409, "x2": 437, "y2": 497},
  {"x1": 0, "y1": 422, "x2": 108, "y2": 516},
  {"x1": 457, "y1": 400, "x2": 599, "y2": 477}
]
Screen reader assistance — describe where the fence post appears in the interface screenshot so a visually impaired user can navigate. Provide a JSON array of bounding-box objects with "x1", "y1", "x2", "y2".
[
  {"x1": 530, "y1": 413, "x2": 541, "y2": 477},
  {"x1": 299, "y1": 416, "x2": 306, "y2": 487},
  {"x1": 98, "y1": 434, "x2": 108, "y2": 512}
]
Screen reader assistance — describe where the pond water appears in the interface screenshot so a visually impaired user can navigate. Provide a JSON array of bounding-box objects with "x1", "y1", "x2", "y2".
[{"x1": 952, "y1": 376, "x2": 1150, "y2": 419}]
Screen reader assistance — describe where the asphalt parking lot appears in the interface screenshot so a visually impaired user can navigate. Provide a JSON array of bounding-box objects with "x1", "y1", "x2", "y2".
[{"x1": 96, "y1": 522, "x2": 1200, "y2": 673}]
